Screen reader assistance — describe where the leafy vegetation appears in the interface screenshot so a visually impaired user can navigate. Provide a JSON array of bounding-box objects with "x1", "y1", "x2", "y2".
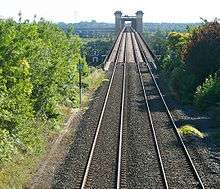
[
  {"x1": 178, "y1": 124, "x2": 205, "y2": 138},
  {"x1": 144, "y1": 29, "x2": 167, "y2": 56},
  {"x1": 0, "y1": 17, "x2": 105, "y2": 187},
  {"x1": 82, "y1": 38, "x2": 113, "y2": 66},
  {"x1": 194, "y1": 71, "x2": 220, "y2": 110},
  {"x1": 182, "y1": 21, "x2": 220, "y2": 85},
  {"x1": 151, "y1": 20, "x2": 220, "y2": 109}
]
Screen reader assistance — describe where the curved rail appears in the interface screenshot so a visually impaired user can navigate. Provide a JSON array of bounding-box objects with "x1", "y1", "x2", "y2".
[
  {"x1": 132, "y1": 27, "x2": 205, "y2": 189},
  {"x1": 80, "y1": 27, "x2": 126, "y2": 189}
]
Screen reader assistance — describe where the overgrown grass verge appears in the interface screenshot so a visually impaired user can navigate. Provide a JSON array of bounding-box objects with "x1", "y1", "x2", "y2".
[
  {"x1": 0, "y1": 68, "x2": 106, "y2": 188},
  {"x1": 81, "y1": 68, "x2": 107, "y2": 108},
  {"x1": 0, "y1": 153, "x2": 39, "y2": 189},
  {"x1": 0, "y1": 120, "x2": 49, "y2": 189}
]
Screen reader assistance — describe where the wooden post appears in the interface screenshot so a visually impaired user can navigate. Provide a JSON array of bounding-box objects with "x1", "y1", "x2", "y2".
[{"x1": 78, "y1": 59, "x2": 83, "y2": 108}]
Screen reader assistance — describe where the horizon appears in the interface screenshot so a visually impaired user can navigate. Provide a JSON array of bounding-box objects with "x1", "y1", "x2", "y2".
[
  {"x1": 1, "y1": 0, "x2": 219, "y2": 23},
  {"x1": 0, "y1": 16, "x2": 205, "y2": 25},
  {"x1": 69, "y1": 20, "x2": 202, "y2": 24}
]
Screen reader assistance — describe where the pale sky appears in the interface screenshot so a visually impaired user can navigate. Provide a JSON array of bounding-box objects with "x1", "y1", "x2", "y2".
[{"x1": 0, "y1": 0, "x2": 219, "y2": 23}]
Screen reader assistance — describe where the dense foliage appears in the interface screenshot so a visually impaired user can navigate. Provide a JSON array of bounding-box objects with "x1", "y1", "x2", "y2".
[
  {"x1": 82, "y1": 38, "x2": 113, "y2": 66},
  {"x1": 194, "y1": 71, "x2": 220, "y2": 110},
  {"x1": 0, "y1": 18, "x2": 90, "y2": 168},
  {"x1": 153, "y1": 20, "x2": 220, "y2": 110},
  {"x1": 182, "y1": 21, "x2": 220, "y2": 84},
  {"x1": 144, "y1": 30, "x2": 167, "y2": 56}
]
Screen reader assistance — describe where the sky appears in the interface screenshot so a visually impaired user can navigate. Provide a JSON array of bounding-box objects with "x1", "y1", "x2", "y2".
[{"x1": 0, "y1": 0, "x2": 219, "y2": 23}]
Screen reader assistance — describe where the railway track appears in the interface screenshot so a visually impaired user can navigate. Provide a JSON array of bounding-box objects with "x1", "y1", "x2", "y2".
[
  {"x1": 130, "y1": 27, "x2": 205, "y2": 188},
  {"x1": 78, "y1": 27, "x2": 205, "y2": 188},
  {"x1": 80, "y1": 27, "x2": 128, "y2": 188}
]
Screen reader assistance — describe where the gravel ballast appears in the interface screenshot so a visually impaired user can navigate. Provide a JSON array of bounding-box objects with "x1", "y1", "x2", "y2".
[
  {"x1": 126, "y1": 62, "x2": 163, "y2": 188},
  {"x1": 141, "y1": 64, "x2": 199, "y2": 188}
]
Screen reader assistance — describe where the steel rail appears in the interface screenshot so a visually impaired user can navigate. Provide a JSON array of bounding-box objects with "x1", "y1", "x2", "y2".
[
  {"x1": 138, "y1": 32, "x2": 158, "y2": 63},
  {"x1": 116, "y1": 29, "x2": 127, "y2": 189},
  {"x1": 133, "y1": 28, "x2": 205, "y2": 189},
  {"x1": 102, "y1": 28, "x2": 123, "y2": 68},
  {"x1": 80, "y1": 27, "x2": 126, "y2": 189},
  {"x1": 130, "y1": 28, "x2": 169, "y2": 189}
]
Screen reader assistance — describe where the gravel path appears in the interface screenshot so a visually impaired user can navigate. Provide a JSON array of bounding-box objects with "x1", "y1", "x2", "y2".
[
  {"x1": 83, "y1": 63, "x2": 123, "y2": 188},
  {"x1": 125, "y1": 32, "x2": 135, "y2": 63}
]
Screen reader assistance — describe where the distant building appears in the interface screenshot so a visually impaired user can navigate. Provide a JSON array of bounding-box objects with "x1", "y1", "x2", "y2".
[{"x1": 86, "y1": 50, "x2": 106, "y2": 66}]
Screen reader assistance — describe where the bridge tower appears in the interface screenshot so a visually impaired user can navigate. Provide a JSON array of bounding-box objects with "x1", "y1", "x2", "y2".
[
  {"x1": 114, "y1": 11, "x2": 122, "y2": 34},
  {"x1": 135, "y1": 11, "x2": 144, "y2": 33},
  {"x1": 114, "y1": 11, "x2": 144, "y2": 34}
]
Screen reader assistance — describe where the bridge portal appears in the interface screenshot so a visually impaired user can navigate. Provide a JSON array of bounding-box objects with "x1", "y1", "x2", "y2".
[{"x1": 114, "y1": 11, "x2": 144, "y2": 34}]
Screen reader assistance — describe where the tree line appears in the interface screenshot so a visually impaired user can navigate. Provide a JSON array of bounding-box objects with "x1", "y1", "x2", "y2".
[{"x1": 145, "y1": 20, "x2": 220, "y2": 113}]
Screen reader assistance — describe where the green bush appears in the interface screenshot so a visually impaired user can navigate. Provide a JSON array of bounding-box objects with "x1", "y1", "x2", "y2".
[
  {"x1": 182, "y1": 21, "x2": 220, "y2": 84},
  {"x1": 194, "y1": 71, "x2": 220, "y2": 110},
  {"x1": 161, "y1": 53, "x2": 182, "y2": 76},
  {"x1": 0, "y1": 17, "x2": 107, "y2": 187},
  {"x1": 167, "y1": 32, "x2": 191, "y2": 55},
  {"x1": 0, "y1": 129, "x2": 18, "y2": 164},
  {"x1": 144, "y1": 29, "x2": 167, "y2": 56},
  {"x1": 169, "y1": 65, "x2": 184, "y2": 93},
  {"x1": 159, "y1": 21, "x2": 220, "y2": 107},
  {"x1": 178, "y1": 124, "x2": 205, "y2": 138},
  {"x1": 169, "y1": 65, "x2": 197, "y2": 103},
  {"x1": 0, "y1": 18, "x2": 87, "y2": 167}
]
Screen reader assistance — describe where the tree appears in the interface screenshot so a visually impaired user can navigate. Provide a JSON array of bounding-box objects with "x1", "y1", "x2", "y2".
[{"x1": 182, "y1": 21, "x2": 220, "y2": 84}]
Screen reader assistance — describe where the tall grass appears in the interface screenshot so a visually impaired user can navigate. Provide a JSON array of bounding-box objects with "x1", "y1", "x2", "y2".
[{"x1": 178, "y1": 124, "x2": 205, "y2": 139}]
